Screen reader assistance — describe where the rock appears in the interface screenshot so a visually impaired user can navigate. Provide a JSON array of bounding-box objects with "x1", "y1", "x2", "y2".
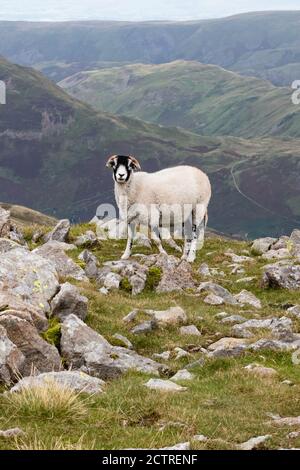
[
  {"x1": 171, "y1": 369, "x2": 194, "y2": 382},
  {"x1": 262, "y1": 248, "x2": 291, "y2": 260},
  {"x1": 163, "y1": 237, "x2": 182, "y2": 253},
  {"x1": 61, "y1": 315, "x2": 166, "y2": 380},
  {"x1": 144, "y1": 379, "x2": 187, "y2": 392},
  {"x1": 215, "y1": 312, "x2": 230, "y2": 319},
  {"x1": 238, "y1": 435, "x2": 271, "y2": 450},
  {"x1": 193, "y1": 435, "x2": 208, "y2": 443},
  {"x1": 44, "y1": 219, "x2": 70, "y2": 243},
  {"x1": 74, "y1": 230, "x2": 97, "y2": 248},
  {"x1": 269, "y1": 416, "x2": 300, "y2": 427},
  {"x1": 34, "y1": 241, "x2": 88, "y2": 282},
  {"x1": 0, "y1": 325, "x2": 25, "y2": 385},
  {"x1": 11, "y1": 371, "x2": 105, "y2": 395},
  {"x1": 180, "y1": 325, "x2": 201, "y2": 336},
  {"x1": 287, "y1": 305, "x2": 300, "y2": 320},
  {"x1": 236, "y1": 277, "x2": 256, "y2": 284},
  {"x1": 234, "y1": 290, "x2": 262, "y2": 309},
  {"x1": 250, "y1": 338, "x2": 300, "y2": 352},
  {"x1": 208, "y1": 337, "x2": 248, "y2": 358},
  {"x1": 282, "y1": 380, "x2": 294, "y2": 386},
  {"x1": 231, "y1": 265, "x2": 246, "y2": 275},
  {"x1": 0, "y1": 428, "x2": 24, "y2": 438},
  {"x1": 131, "y1": 321, "x2": 157, "y2": 335},
  {"x1": 186, "y1": 357, "x2": 206, "y2": 369},
  {"x1": 112, "y1": 334, "x2": 133, "y2": 349},
  {"x1": 161, "y1": 442, "x2": 190, "y2": 450},
  {"x1": 0, "y1": 238, "x2": 26, "y2": 254},
  {"x1": 0, "y1": 315, "x2": 61, "y2": 376},
  {"x1": 251, "y1": 237, "x2": 277, "y2": 255},
  {"x1": 272, "y1": 236, "x2": 289, "y2": 250},
  {"x1": 198, "y1": 282, "x2": 237, "y2": 305},
  {"x1": 145, "y1": 306, "x2": 187, "y2": 326},
  {"x1": 9, "y1": 226, "x2": 26, "y2": 246},
  {"x1": 220, "y1": 315, "x2": 246, "y2": 324},
  {"x1": 174, "y1": 347, "x2": 190, "y2": 360},
  {"x1": 290, "y1": 229, "x2": 300, "y2": 247},
  {"x1": 198, "y1": 263, "x2": 211, "y2": 277},
  {"x1": 244, "y1": 364, "x2": 278, "y2": 377},
  {"x1": 0, "y1": 247, "x2": 59, "y2": 315},
  {"x1": 262, "y1": 263, "x2": 300, "y2": 290},
  {"x1": 99, "y1": 287, "x2": 109, "y2": 295},
  {"x1": 100, "y1": 259, "x2": 148, "y2": 295},
  {"x1": 0, "y1": 207, "x2": 10, "y2": 237},
  {"x1": 204, "y1": 294, "x2": 224, "y2": 305},
  {"x1": 225, "y1": 252, "x2": 254, "y2": 264},
  {"x1": 78, "y1": 250, "x2": 99, "y2": 279},
  {"x1": 96, "y1": 218, "x2": 127, "y2": 240},
  {"x1": 123, "y1": 309, "x2": 139, "y2": 323},
  {"x1": 153, "y1": 351, "x2": 171, "y2": 361},
  {"x1": 130, "y1": 272, "x2": 148, "y2": 296},
  {"x1": 145, "y1": 254, "x2": 195, "y2": 292},
  {"x1": 103, "y1": 272, "x2": 122, "y2": 290},
  {"x1": 288, "y1": 431, "x2": 300, "y2": 439},
  {"x1": 0, "y1": 293, "x2": 48, "y2": 332},
  {"x1": 50, "y1": 283, "x2": 88, "y2": 321},
  {"x1": 233, "y1": 317, "x2": 293, "y2": 339},
  {"x1": 134, "y1": 232, "x2": 152, "y2": 249}
]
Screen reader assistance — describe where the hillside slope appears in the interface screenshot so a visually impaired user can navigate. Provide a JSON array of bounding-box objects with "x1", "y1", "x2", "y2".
[
  {"x1": 1, "y1": 12, "x2": 300, "y2": 84},
  {"x1": 59, "y1": 61, "x2": 300, "y2": 139},
  {"x1": 0, "y1": 57, "x2": 299, "y2": 238}
]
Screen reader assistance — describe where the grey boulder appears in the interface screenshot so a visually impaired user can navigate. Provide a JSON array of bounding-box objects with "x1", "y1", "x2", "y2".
[{"x1": 50, "y1": 282, "x2": 88, "y2": 321}]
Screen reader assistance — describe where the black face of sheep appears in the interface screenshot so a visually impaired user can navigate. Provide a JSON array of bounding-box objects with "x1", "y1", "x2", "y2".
[{"x1": 106, "y1": 155, "x2": 141, "y2": 184}]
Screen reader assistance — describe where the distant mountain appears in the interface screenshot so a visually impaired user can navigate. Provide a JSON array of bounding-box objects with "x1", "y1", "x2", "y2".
[
  {"x1": 0, "y1": 56, "x2": 299, "y2": 238},
  {"x1": 1, "y1": 12, "x2": 300, "y2": 84},
  {"x1": 59, "y1": 61, "x2": 300, "y2": 139}
]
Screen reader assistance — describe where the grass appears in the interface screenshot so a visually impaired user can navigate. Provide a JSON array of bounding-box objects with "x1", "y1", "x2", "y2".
[{"x1": 1, "y1": 225, "x2": 300, "y2": 450}]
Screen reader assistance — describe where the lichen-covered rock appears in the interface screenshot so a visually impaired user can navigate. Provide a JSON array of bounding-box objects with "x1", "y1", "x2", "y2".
[
  {"x1": 0, "y1": 238, "x2": 27, "y2": 254},
  {"x1": 232, "y1": 317, "x2": 293, "y2": 339},
  {"x1": 11, "y1": 371, "x2": 105, "y2": 395},
  {"x1": 204, "y1": 293, "x2": 224, "y2": 305},
  {"x1": 145, "y1": 306, "x2": 187, "y2": 326},
  {"x1": 74, "y1": 230, "x2": 98, "y2": 248},
  {"x1": 0, "y1": 325, "x2": 25, "y2": 385},
  {"x1": 34, "y1": 241, "x2": 88, "y2": 282},
  {"x1": 0, "y1": 247, "x2": 59, "y2": 315},
  {"x1": 180, "y1": 325, "x2": 201, "y2": 336},
  {"x1": 145, "y1": 254, "x2": 195, "y2": 292},
  {"x1": 171, "y1": 369, "x2": 194, "y2": 382},
  {"x1": 262, "y1": 263, "x2": 300, "y2": 290},
  {"x1": 198, "y1": 282, "x2": 237, "y2": 305},
  {"x1": 78, "y1": 250, "x2": 99, "y2": 279},
  {"x1": 44, "y1": 219, "x2": 70, "y2": 243},
  {"x1": 251, "y1": 237, "x2": 277, "y2": 255},
  {"x1": 0, "y1": 293, "x2": 48, "y2": 332},
  {"x1": 262, "y1": 248, "x2": 291, "y2": 260},
  {"x1": 0, "y1": 315, "x2": 61, "y2": 375},
  {"x1": 61, "y1": 314, "x2": 167, "y2": 380},
  {"x1": 234, "y1": 290, "x2": 262, "y2": 309},
  {"x1": 208, "y1": 337, "x2": 248, "y2": 358},
  {"x1": 50, "y1": 283, "x2": 88, "y2": 321},
  {"x1": 0, "y1": 207, "x2": 10, "y2": 237},
  {"x1": 287, "y1": 305, "x2": 300, "y2": 319}
]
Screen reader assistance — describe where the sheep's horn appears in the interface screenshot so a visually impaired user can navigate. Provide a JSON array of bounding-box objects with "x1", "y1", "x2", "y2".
[
  {"x1": 128, "y1": 156, "x2": 141, "y2": 171},
  {"x1": 106, "y1": 155, "x2": 118, "y2": 168}
]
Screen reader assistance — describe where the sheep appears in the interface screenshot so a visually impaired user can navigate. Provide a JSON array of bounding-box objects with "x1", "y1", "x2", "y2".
[{"x1": 106, "y1": 155, "x2": 211, "y2": 263}]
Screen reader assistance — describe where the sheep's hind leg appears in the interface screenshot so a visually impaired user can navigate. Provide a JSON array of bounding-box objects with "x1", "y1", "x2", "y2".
[
  {"x1": 187, "y1": 217, "x2": 205, "y2": 263},
  {"x1": 121, "y1": 223, "x2": 135, "y2": 260},
  {"x1": 151, "y1": 226, "x2": 167, "y2": 256}
]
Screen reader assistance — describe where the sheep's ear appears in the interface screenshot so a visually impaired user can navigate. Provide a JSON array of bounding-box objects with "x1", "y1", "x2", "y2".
[
  {"x1": 128, "y1": 156, "x2": 141, "y2": 171},
  {"x1": 106, "y1": 155, "x2": 117, "y2": 168}
]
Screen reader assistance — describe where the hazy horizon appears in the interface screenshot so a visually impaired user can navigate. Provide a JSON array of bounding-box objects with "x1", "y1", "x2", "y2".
[{"x1": 1, "y1": 1, "x2": 300, "y2": 22}]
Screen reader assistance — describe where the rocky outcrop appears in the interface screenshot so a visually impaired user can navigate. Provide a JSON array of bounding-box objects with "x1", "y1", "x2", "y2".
[
  {"x1": 61, "y1": 314, "x2": 167, "y2": 380},
  {"x1": 50, "y1": 283, "x2": 88, "y2": 321},
  {"x1": 0, "y1": 325, "x2": 25, "y2": 385},
  {"x1": 262, "y1": 263, "x2": 300, "y2": 289},
  {"x1": 0, "y1": 208, "x2": 11, "y2": 238},
  {"x1": 145, "y1": 254, "x2": 195, "y2": 292},
  {"x1": 44, "y1": 219, "x2": 70, "y2": 243}
]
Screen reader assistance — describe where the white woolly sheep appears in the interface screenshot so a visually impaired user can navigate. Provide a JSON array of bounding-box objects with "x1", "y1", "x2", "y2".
[{"x1": 106, "y1": 155, "x2": 211, "y2": 263}]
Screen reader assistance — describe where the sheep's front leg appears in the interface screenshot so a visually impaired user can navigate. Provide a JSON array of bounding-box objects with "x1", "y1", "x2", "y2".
[
  {"x1": 121, "y1": 223, "x2": 135, "y2": 260},
  {"x1": 151, "y1": 226, "x2": 167, "y2": 255}
]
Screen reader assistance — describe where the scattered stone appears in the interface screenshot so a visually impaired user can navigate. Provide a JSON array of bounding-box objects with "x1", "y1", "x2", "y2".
[
  {"x1": 287, "y1": 305, "x2": 300, "y2": 320},
  {"x1": 251, "y1": 237, "x2": 277, "y2": 255},
  {"x1": 144, "y1": 254, "x2": 195, "y2": 292},
  {"x1": 262, "y1": 249, "x2": 291, "y2": 260},
  {"x1": 0, "y1": 315, "x2": 61, "y2": 376},
  {"x1": 0, "y1": 325, "x2": 25, "y2": 385},
  {"x1": 237, "y1": 435, "x2": 271, "y2": 450},
  {"x1": 0, "y1": 207, "x2": 10, "y2": 237},
  {"x1": 186, "y1": 357, "x2": 206, "y2": 369},
  {"x1": 198, "y1": 282, "x2": 237, "y2": 305},
  {"x1": 180, "y1": 325, "x2": 201, "y2": 337},
  {"x1": 198, "y1": 263, "x2": 211, "y2": 277},
  {"x1": 0, "y1": 238, "x2": 26, "y2": 254},
  {"x1": 131, "y1": 321, "x2": 157, "y2": 335},
  {"x1": 174, "y1": 347, "x2": 190, "y2": 360},
  {"x1": 231, "y1": 265, "x2": 246, "y2": 275},
  {"x1": 103, "y1": 272, "x2": 122, "y2": 290},
  {"x1": 145, "y1": 306, "x2": 187, "y2": 326},
  {"x1": 236, "y1": 277, "x2": 256, "y2": 284},
  {"x1": 145, "y1": 379, "x2": 187, "y2": 392},
  {"x1": 123, "y1": 309, "x2": 139, "y2": 323},
  {"x1": 220, "y1": 315, "x2": 246, "y2": 324},
  {"x1": 234, "y1": 290, "x2": 262, "y2": 309},
  {"x1": 288, "y1": 431, "x2": 300, "y2": 439},
  {"x1": 272, "y1": 236, "x2": 289, "y2": 250},
  {"x1": 208, "y1": 337, "x2": 248, "y2": 358},
  {"x1": 233, "y1": 317, "x2": 293, "y2": 339},
  {"x1": 250, "y1": 338, "x2": 300, "y2": 352},
  {"x1": 153, "y1": 351, "x2": 171, "y2": 361},
  {"x1": 193, "y1": 435, "x2": 208, "y2": 443},
  {"x1": 44, "y1": 219, "x2": 70, "y2": 243},
  {"x1": 204, "y1": 294, "x2": 224, "y2": 305},
  {"x1": 225, "y1": 252, "x2": 254, "y2": 264},
  {"x1": 262, "y1": 263, "x2": 300, "y2": 290},
  {"x1": 215, "y1": 312, "x2": 229, "y2": 319},
  {"x1": 34, "y1": 241, "x2": 88, "y2": 282},
  {"x1": 171, "y1": 369, "x2": 194, "y2": 382},
  {"x1": 0, "y1": 428, "x2": 24, "y2": 438},
  {"x1": 74, "y1": 230, "x2": 97, "y2": 248},
  {"x1": 160, "y1": 442, "x2": 190, "y2": 450},
  {"x1": 269, "y1": 416, "x2": 300, "y2": 427},
  {"x1": 134, "y1": 232, "x2": 152, "y2": 249},
  {"x1": 112, "y1": 334, "x2": 133, "y2": 349},
  {"x1": 61, "y1": 315, "x2": 167, "y2": 380},
  {"x1": 11, "y1": 371, "x2": 105, "y2": 395},
  {"x1": 78, "y1": 250, "x2": 98, "y2": 279},
  {"x1": 244, "y1": 363, "x2": 278, "y2": 378},
  {"x1": 50, "y1": 283, "x2": 88, "y2": 321},
  {"x1": 282, "y1": 380, "x2": 294, "y2": 386},
  {"x1": 99, "y1": 287, "x2": 109, "y2": 295}
]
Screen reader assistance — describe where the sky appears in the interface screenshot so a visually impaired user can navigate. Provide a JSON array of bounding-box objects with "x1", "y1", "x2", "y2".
[{"x1": 0, "y1": 0, "x2": 300, "y2": 21}]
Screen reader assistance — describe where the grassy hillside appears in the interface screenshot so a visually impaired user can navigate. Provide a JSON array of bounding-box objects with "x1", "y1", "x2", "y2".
[
  {"x1": 59, "y1": 61, "x2": 300, "y2": 139},
  {"x1": 0, "y1": 56, "x2": 299, "y2": 238},
  {"x1": 1, "y1": 12, "x2": 300, "y2": 84}
]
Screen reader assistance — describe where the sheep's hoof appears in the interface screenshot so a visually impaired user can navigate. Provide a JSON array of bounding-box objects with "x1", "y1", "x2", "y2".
[{"x1": 121, "y1": 253, "x2": 131, "y2": 260}]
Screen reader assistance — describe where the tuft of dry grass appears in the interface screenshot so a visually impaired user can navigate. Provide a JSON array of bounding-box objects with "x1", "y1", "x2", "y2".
[
  {"x1": 5, "y1": 380, "x2": 88, "y2": 421},
  {"x1": 15, "y1": 434, "x2": 94, "y2": 451}
]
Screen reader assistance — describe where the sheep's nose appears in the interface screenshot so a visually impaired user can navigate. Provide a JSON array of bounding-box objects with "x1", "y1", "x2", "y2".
[{"x1": 118, "y1": 174, "x2": 125, "y2": 178}]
